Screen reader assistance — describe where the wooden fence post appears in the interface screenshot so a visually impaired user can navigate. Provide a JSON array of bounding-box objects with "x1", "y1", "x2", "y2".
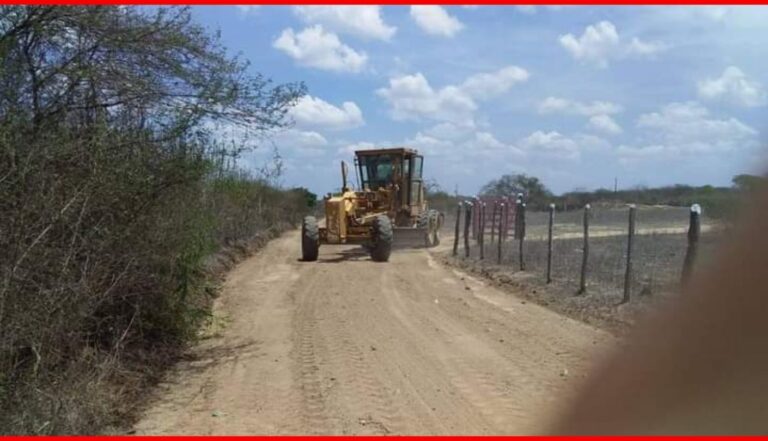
[
  {"x1": 578, "y1": 204, "x2": 590, "y2": 295},
  {"x1": 497, "y1": 203, "x2": 505, "y2": 264},
  {"x1": 471, "y1": 198, "x2": 477, "y2": 240},
  {"x1": 479, "y1": 202, "x2": 486, "y2": 260},
  {"x1": 464, "y1": 202, "x2": 472, "y2": 258},
  {"x1": 681, "y1": 203, "x2": 701, "y2": 287},
  {"x1": 452, "y1": 202, "x2": 462, "y2": 257},
  {"x1": 490, "y1": 203, "x2": 497, "y2": 244},
  {"x1": 546, "y1": 203, "x2": 555, "y2": 284},
  {"x1": 622, "y1": 204, "x2": 637, "y2": 304},
  {"x1": 475, "y1": 200, "x2": 481, "y2": 244},
  {"x1": 518, "y1": 202, "x2": 526, "y2": 271},
  {"x1": 504, "y1": 197, "x2": 512, "y2": 242}
]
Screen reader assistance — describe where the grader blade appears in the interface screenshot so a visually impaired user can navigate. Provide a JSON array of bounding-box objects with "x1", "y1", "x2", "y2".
[{"x1": 392, "y1": 227, "x2": 431, "y2": 248}]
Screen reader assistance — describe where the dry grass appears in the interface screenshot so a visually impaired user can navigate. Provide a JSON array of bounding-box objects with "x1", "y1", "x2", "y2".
[{"x1": 441, "y1": 206, "x2": 726, "y2": 333}]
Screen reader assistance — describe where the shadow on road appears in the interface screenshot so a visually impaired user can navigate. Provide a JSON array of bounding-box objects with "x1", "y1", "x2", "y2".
[{"x1": 317, "y1": 247, "x2": 371, "y2": 263}]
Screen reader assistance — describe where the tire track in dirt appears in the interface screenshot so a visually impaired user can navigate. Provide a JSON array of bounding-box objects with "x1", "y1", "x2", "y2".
[
  {"x1": 134, "y1": 231, "x2": 614, "y2": 435},
  {"x1": 291, "y1": 293, "x2": 336, "y2": 434},
  {"x1": 300, "y1": 265, "x2": 408, "y2": 434},
  {"x1": 382, "y1": 275, "x2": 525, "y2": 432},
  {"x1": 378, "y1": 253, "x2": 593, "y2": 433}
]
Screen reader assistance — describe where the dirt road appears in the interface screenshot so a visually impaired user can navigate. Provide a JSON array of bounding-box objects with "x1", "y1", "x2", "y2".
[{"x1": 134, "y1": 231, "x2": 612, "y2": 435}]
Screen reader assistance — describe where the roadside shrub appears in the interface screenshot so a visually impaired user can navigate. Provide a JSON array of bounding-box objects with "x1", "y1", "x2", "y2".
[{"x1": 0, "y1": 6, "x2": 307, "y2": 434}]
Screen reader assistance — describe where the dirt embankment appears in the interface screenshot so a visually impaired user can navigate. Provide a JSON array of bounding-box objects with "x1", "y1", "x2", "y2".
[{"x1": 134, "y1": 231, "x2": 614, "y2": 435}]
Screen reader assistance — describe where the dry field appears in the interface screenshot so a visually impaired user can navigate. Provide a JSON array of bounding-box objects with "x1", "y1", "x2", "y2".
[{"x1": 440, "y1": 205, "x2": 725, "y2": 333}]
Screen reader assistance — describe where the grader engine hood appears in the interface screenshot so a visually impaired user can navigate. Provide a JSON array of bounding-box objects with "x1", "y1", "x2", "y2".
[{"x1": 324, "y1": 192, "x2": 356, "y2": 243}]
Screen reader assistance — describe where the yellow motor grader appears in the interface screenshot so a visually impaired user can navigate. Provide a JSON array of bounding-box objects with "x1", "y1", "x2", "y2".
[{"x1": 301, "y1": 147, "x2": 443, "y2": 262}]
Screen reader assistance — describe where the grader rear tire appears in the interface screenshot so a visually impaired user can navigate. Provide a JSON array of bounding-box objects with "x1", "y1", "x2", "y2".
[
  {"x1": 370, "y1": 215, "x2": 393, "y2": 262},
  {"x1": 301, "y1": 216, "x2": 319, "y2": 261}
]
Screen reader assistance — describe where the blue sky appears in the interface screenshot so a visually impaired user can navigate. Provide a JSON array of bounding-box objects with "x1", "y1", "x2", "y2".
[{"x1": 189, "y1": 6, "x2": 768, "y2": 196}]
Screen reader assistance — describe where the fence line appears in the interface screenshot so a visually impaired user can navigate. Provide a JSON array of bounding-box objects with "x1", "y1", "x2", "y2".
[{"x1": 453, "y1": 201, "x2": 704, "y2": 302}]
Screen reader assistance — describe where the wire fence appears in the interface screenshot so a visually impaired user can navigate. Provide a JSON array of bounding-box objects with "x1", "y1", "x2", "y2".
[{"x1": 449, "y1": 200, "x2": 723, "y2": 301}]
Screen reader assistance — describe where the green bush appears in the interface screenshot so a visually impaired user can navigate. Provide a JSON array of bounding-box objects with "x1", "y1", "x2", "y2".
[{"x1": 0, "y1": 6, "x2": 308, "y2": 434}]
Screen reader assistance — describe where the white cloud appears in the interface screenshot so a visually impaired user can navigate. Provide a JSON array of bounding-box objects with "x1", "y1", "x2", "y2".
[
  {"x1": 514, "y1": 5, "x2": 562, "y2": 13},
  {"x1": 559, "y1": 21, "x2": 665, "y2": 67},
  {"x1": 587, "y1": 114, "x2": 623, "y2": 135},
  {"x1": 432, "y1": 129, "x2": 607, "y2": 163},
  {"x1": 424, "y1": 122, "x2": 476, "y2": 140},
  {"x1": 461, "y1": 66, "x2": 530, "y2": 100},
  {"x1": 292, "y1": 6, "x2": 396, "y2": 41},
  {"x1": 405, "y1": 132, "x2": 456, "y2": 155},
  {"x1": 626, "y1": 37, "x2": 666, "y2": 56},
  {"x1": 236, "y1": 6, "x2": 259, "y2": 15},
  {"x1": 376, "y1": 73, "x2": 477, "y2": 123},
  {"x1": 410, "y1": 6, "x2": 464, "y2": 38},
  {"x1": 697, "y1": 66, "x2": 767, "y2": 108},
  {"x1": 289, "y1": 95, "x2": 364, "y2": 131},
  {"x1": 636, "y1": 101, "x2": 757, "y2": 152},
  {"x1": 272, "y1": 129, "x2": 329, "y2": 157},
  {"x1": 338, "y1": 141, "x2": 379, "y2": 156},
  {"x1": 577, "y1": 134, "x2": 612, "y2": 153},
  {"x1": 404, "y1": 129, "x2": 523, "y2": 161},
  {"x1": 652, "y1": 6, "x2": 731, "y2": 23},
  {"x1": 619, "y1": 101, "x2": 759, "y2": 162},
  {"x1": 559, "y1": 21, "x2": 619, "y2": 67},
  {"x1": 469, "y1": 132, "x2": 525, "y2": 157},
  {"x1": 472, "y1": 132, "x2": 505, "y2": 149},
  {"x1": 273, "y1": 25, "x2": 367, "y2": 73},
  {"x1": 280, "y1": 130, "x2": 328, "y2": 147},
  {"x1": 538, "y1": 97, "x2": 622, "y2": 116},
  {"x1": 519, "y1": 131, "x2": 581, "y2": 160},
  {"x1": 616, "y1": 144, "x2": 667, "y2": 164},
  {"x1": 377, "y1": 67, "x2": 529, "y2": 123}
]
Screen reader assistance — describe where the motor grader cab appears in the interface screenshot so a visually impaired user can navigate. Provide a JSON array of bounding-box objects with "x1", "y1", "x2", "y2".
[{"x1": 301, "y1": 148, "x2": 443, "y2": 262}]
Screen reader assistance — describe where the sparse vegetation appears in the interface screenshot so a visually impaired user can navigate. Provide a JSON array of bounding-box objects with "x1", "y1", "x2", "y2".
[
  {"x1": 474, "y1": 173, "x2": 762, "y2": 220},
  {"x1": 442, "y1": 205, "x2": 726, "y2": 333},
  {"x1": 552, "y1": 176, "x2": 763, "y2": 221},
  {"x1": 0, "y1": 6, "x2": 310, "y2": 434}
]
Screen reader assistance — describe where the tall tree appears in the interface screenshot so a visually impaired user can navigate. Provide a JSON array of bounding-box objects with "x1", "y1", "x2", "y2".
[
  {"x1": 732, "y1": 174, "x2": 765, "y2": 193},
  {"x1": 480, "y1": 173, "x2": 552, "y2": 208},
  {"x1": 0, "y1": 6, "x2": 305, "y2": 151}
]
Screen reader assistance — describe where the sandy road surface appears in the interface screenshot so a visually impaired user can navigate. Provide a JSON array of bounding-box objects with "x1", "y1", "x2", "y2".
[{"x1": 134, "y1": 231, "x2": 612, "y2": 435}]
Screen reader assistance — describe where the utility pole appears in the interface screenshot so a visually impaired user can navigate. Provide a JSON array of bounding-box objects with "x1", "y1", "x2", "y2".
[{"x1": 614, "y1": 177, "x2": 618, "y2": 194}]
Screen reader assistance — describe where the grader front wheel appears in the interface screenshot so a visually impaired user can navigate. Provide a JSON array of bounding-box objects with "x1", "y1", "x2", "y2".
[
  {"x1": 301, "y1": 216, "x2": 319, "y2": 261},
  {"x1": 370, "y1": 215, "x2": 393, "y2": 262}
]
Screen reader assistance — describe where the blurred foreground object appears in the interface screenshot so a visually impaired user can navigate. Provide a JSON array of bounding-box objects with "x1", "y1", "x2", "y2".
[{"x1": 552, "y1": 183, "x2": 768, "y2": 434}]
